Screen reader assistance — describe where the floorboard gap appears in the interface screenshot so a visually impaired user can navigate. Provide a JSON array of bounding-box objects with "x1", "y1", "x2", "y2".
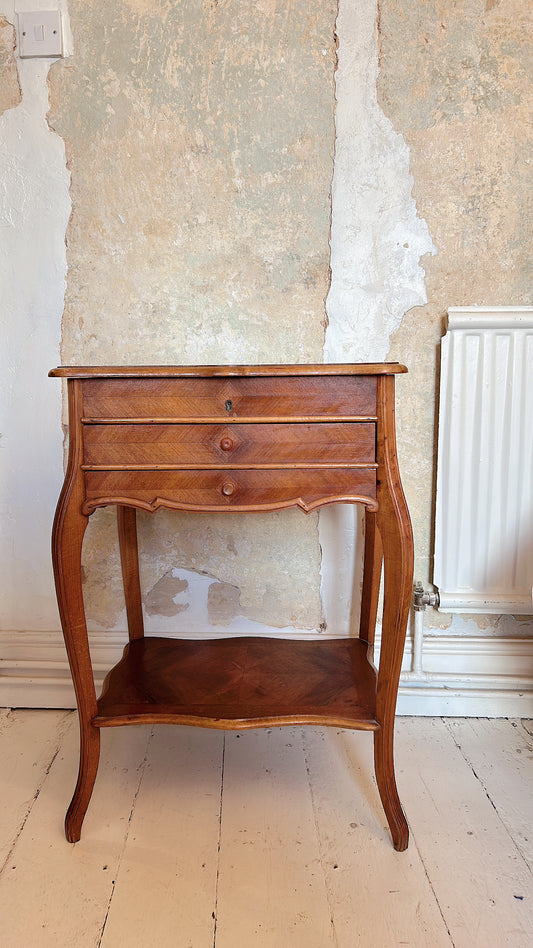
[
  {"x1": 0, "y1": 710, "x2": 72, "y2": 878},
  {"x1": 96, "y1": 725, "x2": 154, "y2": 948},
  {"x1": 443, "y1": 717, "x2": 533, "y2": 871},
  {"x1": 302, "y1": 727, "x2": 338, "y2": 948},
  {"x1": 411, "y1": 833, "x2": 456, "y2": 948},
  {"x1": 212, "y1": 732, "x2": 226, "y2": 948}
]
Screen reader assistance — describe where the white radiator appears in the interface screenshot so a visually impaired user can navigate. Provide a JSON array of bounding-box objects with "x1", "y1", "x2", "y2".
[{"x1": 434, "y1": 306, "x2": 533, "y2": 614}]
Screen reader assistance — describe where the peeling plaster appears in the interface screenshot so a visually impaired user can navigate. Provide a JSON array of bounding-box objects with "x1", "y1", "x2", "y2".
[
  {"x1": 80, "y1": 506, "x2": 324, "y2": 636},
  {"x1": 320, "y1": 0, "x2": 435, "y2": 637},
  {"x1": 144, "y1": 570, "x2": 188, "y2": 617},
  {"x1": 137, "y1": 567, "x2": 318, "y2": 640},
  {"x1": 207, "y1": 580, "x2": 240, "y2": 627},
  {"x1": 379, "y1": 0, "x2": 533, "y2": 637},
  {"x1": 324, "y1": 0, "x2": 435, "y2": 364},
  {"x1": 0, "y1": 16, "x2": 21, "y2": 113},
  {"x1": 135, "y1": 509, "x2": 323, "y2": 635}
]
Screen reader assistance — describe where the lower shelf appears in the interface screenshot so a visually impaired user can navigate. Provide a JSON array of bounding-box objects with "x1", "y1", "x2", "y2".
[{"x1": 94, "y1": 635, "x2": 379, "y2": 730}]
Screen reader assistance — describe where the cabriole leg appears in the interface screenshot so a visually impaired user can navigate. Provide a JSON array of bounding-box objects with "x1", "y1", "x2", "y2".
[
  {"x1": 65, "y1": 722, "x2": 101, "y2": 843},
  {"x1": 374, "y1": 375, "x2": 414, "y2": 851},
  {"x1": 52, "y1": 408, "x2": 100, "y2": 842},
  {"x1": 374, "y1": 726, "x2": 408, "y2": 851},
  {"x1": 373, "y1": 512, "x2": 411, "y2": 851}
]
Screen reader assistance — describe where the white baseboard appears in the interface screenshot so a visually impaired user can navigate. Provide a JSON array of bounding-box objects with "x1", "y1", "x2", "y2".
[{"x1": 1, "y1": 628, "x2": 532, "y2": 716}]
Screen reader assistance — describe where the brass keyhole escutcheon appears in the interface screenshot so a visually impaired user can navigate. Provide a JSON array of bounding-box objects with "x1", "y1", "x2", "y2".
[
  {"x1": 221, "y1": 481, "x2": 235, "y2": 496},
  {"x1": 225, "y1": 399, "x2": 233, "y2": 412},
  {"x1": 220, "y1": 437, "x2": 233, "y2": 451}
]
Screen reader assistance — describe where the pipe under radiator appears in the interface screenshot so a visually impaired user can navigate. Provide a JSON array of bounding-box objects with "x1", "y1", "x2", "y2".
[{"x1": 398, "y1": 583, "x2": 437, "y2": 682}]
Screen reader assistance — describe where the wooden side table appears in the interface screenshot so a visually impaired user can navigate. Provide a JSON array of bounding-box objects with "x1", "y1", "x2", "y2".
[{"x1": 50, "y1": 364, "x2": 414, "y2": 849}]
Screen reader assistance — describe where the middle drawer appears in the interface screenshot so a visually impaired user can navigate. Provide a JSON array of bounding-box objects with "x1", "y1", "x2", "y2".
[{"x1": 83, "y1": 423, "x2": 376, "y2": 468}]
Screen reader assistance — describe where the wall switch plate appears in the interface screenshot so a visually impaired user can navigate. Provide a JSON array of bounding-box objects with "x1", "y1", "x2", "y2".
[{"x1": 18, "y1": 11, "x2": 63, "y2": 58}]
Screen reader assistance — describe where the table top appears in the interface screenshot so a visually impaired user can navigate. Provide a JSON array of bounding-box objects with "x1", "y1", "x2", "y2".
[{"x1": 49, "y1": 363, "x2": 407, "y2": 379}]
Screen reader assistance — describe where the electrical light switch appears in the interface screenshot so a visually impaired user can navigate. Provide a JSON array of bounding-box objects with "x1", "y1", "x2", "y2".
[{"x1": 18, "y1": 11, "x2": 63, "y2": 58}]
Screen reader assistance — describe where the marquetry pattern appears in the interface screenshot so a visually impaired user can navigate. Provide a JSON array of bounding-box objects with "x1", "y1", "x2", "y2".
[
  {"x1": 74, "y1": 373, "x2": 382, "y2": 514},
  {"x1": 83, "y1": 468, "x2": 379, "y2": 515},
  {"x1": 81, "y1": 374, "x2": 379, "y2": 422},
  {"x1": 95, "y1": 637, "x2": 379, "y2": 729},
  {"x1": 82, "y1": 422, "x2": 377, "y2": 468}
]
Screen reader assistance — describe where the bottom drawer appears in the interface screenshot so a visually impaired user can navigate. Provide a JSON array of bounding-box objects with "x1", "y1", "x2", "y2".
[{"x1": 84, "y1": 468, "x2": 377, "y2": 513}]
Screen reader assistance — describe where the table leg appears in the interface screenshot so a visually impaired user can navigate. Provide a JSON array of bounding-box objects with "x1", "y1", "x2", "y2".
[
  {"x1": 117, "y1": 505, "x2": 144, "y2": 641},
  {"x1": 374, "y1": 376, "x2": 414, "y2": 851},
  {"x1": 52, "y1": 379, "x2": 100, "y2": 842},
  {"x1": 52, "y1": 498, "x2": 100, "y2": 842},
  {"x1": 374, "y1": 528, "x2": 412, "y2": 850},
  {"x1": 65, "y1": 709, "x2": 100, "y2": 843}
]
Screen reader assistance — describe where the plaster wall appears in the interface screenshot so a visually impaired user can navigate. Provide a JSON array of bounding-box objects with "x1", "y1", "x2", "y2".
[
  {"x1": 0, "y1": 1, "x2": 70, "y2": 631},
  {"x1": 1, "y1": 0, "x2": 531, "y2": 708},
  {"x1": 320, "y1": 0, "x2": 435, "y2": 634},
  {"x1": 379, "y1": 0, "x2": 533, "y2": 639},
  {"x1": 0, "y1": 16, "x2": 20, "y2": 111},
  {"x1": 46, "y1": 0, "x2": 337, "y2": 634}
]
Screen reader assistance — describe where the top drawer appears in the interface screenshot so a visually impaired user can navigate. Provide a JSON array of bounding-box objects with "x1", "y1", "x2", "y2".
[{"x1": 81, "y1": 376, "x2": 378, "y2": 421}]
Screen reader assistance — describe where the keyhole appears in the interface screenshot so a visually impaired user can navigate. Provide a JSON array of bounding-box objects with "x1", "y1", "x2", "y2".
[{"x1": 225, "y1": 399, "x2": 233, "y2": 412}]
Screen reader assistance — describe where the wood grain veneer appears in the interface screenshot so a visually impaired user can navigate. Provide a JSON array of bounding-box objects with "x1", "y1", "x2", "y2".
[
  {"x1": 82, "y1": 422, "x2": 376, "y2": 467},
  {"x1": 49, "y1": 363, "x2": 407, "y2": 378},
  {"x1": 79, "y1": 376, "x2": 378, "y2": 422},
  {"x1": 95, "y1": 636, "x2": 378, "y2": 730}
]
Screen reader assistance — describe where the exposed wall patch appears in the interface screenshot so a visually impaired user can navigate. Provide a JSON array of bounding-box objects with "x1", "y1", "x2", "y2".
[
  {"x1": 379, "y1": 0, "x2": 533, "y2": 642},
  {"x1": 320, "y1": 0, "x2": 435, "y2": 636},
  {"x1": 0, "y1": 17, "x2": 21, "y2": 114},
  {"x1": 325, "y1": 0, "x2": 435, "y2": 363},
  {"x1": 144, "y1": 570, "x2": 189, "y2": 617}
]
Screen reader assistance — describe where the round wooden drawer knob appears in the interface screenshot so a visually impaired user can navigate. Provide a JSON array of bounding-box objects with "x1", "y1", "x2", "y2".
[
  {"x1": 221, "y1": 481, "x2": 235, "y2": 496},
  {"x1": 220, "y1": 437, "x2": 233, "y2": 451}
]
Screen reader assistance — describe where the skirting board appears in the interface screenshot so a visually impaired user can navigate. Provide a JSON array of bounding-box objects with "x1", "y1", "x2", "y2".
[{"x1": 1, "y1": 627, "x2": 532, "y2": 716}]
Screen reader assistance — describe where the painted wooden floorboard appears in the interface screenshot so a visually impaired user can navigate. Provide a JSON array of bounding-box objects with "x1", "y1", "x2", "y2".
[
  {"x1": 214, "y1": 728, "x2": 336, "y2": 947},
  {"x1": 0, "y1": 712, "x2": 532, "y2": 947},
  {"x1": 98, "y1": 725, "x2": 224, "y2": 948},
  {"x1": 396, "y1": 717, "x2": 533, "y2": 948},
  {"x1": 444, "y1": 718, "x2": 533, "y2": 871},
  {"x1": 0, "y1": 719, "x2": 153, "y2": 948},
  {"x1": 0, "y1": 708, "x2": 71, "y2": 872},
  {"x1": 302, "y1": 726, "x2": 453, "y2": 947}
]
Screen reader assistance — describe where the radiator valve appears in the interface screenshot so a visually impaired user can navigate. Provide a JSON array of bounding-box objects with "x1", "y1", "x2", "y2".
[{"x1": 413, "y1": 581, "x2": 440, "y2": 611}]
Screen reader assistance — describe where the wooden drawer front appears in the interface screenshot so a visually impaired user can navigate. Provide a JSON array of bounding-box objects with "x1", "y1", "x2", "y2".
[
  {"x1": 84, "y1": 468, "x2": 377, "y2": 512},
  {"x1": 81, "y1": 376, "x2": 377, "y2": 420},
  {"x1": 83, "y1": 423, "x2": 376, "y2": 468}
]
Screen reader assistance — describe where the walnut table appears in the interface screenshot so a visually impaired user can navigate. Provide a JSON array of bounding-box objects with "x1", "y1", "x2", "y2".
[{"x1": 50, "y1": 364, "x2": 413, "y2": 849}]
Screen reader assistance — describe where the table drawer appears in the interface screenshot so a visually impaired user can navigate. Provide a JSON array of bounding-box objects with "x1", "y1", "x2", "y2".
[
  {"x1": 84, "y1": 468, "x2": 377, "y2": 512},
  {"x1": 81, "y1": 376, "x2": 378, "y2": 421},
  {"x1": 83, "y1": 423, "x2": 376, "y2": 468}
]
